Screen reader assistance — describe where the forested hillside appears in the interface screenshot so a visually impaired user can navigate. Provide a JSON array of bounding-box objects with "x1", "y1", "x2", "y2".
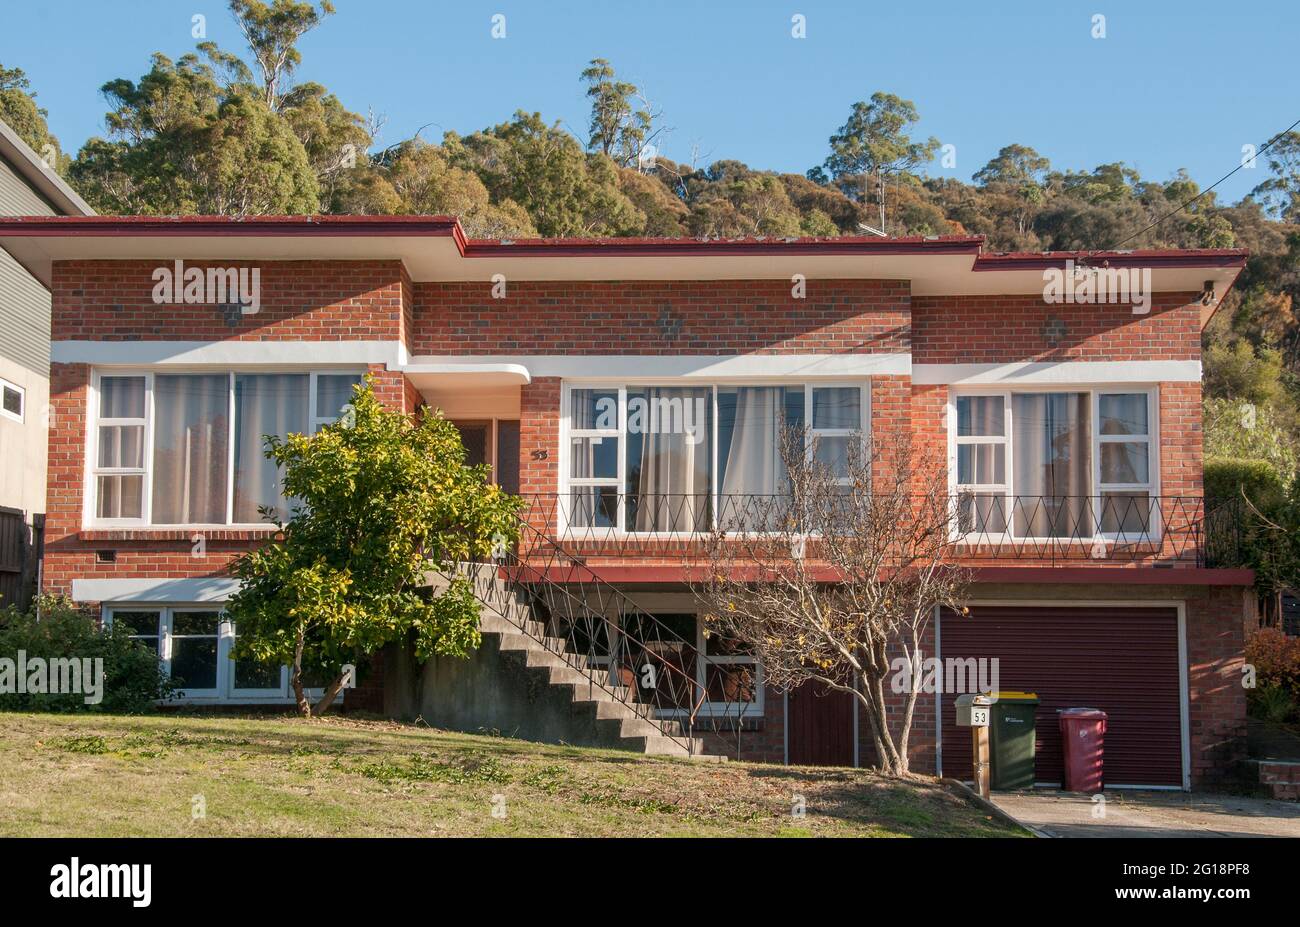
[{"x1": 2, "y1": 0, "x2": 1298, "y2": 489}]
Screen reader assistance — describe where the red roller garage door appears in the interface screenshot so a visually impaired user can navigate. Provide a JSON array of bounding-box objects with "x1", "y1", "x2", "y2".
[{"x1": 939, "y1": 605, "x2": 1184, "y2": 788}]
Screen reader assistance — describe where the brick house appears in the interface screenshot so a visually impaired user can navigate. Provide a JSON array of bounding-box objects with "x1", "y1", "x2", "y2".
[{"x1": 0, "y1": 214, "x2": 1253, "y2": 788}]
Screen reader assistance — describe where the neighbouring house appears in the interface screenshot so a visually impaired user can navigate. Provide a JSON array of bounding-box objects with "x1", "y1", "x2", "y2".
[
  {"x1": 0, "y1": 118, "x2": 93, "y2": 607},
  {"x1": 0, "y1": 213, "x2": 1254, "y2": 788}
]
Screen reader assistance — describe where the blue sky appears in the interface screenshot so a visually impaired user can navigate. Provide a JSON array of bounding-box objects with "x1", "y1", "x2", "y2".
[{"x1": 3, "y1": 0, "x2": 1295, "y2": 203}]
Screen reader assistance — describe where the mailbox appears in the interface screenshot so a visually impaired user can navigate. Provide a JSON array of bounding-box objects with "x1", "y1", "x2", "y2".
[{"x1": 955, "y1": 693, "x2": 994, "y2": 728}]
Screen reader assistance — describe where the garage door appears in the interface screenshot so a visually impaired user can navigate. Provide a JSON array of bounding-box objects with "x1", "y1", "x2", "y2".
[{"x1": 938, "y1": 605, "x2": 1184, "y2": 787}]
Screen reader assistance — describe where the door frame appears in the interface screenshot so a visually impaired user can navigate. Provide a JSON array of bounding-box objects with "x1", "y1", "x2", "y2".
[{"x1": 933, "y1": 599, "x2": 1190, "y2": 791}]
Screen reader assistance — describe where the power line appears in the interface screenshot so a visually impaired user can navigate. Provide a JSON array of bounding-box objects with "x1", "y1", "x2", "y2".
[{"x1": 1106, "y1": 115, "x2": 1300, "y2": 251}]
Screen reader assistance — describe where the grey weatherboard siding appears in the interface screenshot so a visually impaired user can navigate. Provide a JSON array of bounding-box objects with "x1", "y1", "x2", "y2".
[{"x1": 0, "y1": 152, "x2": 55, "y2": 376}]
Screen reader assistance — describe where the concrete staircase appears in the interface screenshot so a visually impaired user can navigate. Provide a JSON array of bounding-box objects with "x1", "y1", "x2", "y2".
[{"x1": 421, "y1": 566, "x2": 723, "y2": 761}]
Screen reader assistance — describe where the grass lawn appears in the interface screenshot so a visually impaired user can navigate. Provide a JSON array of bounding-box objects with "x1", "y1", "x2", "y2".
[{"x1": 0, "y1": 712, "x2": 1027, "y2": 837}]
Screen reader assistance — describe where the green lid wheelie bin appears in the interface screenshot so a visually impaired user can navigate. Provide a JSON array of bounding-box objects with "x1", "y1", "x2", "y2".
[{"x1": 988, "y1": 691, "x2": 1039, "y2": 790}]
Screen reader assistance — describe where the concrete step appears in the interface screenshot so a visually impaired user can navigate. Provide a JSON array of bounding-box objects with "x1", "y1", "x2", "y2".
[{"x1": 441, "y1": 564, "x2": 727, "y2": 762}]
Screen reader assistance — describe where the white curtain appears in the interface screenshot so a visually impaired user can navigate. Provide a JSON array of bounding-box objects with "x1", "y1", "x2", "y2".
[
  {"x1": 151, "y1": 375, "x2": 229, "y2": 524},
  {"x1": 1013, "y1": 393, "x2": 1091, "y2": 537},
  {"x1": 720, "y1": 387, "x2": 785, "y2": 529},
  {"x1": 233, "y1": 374, "x2": 309, "y2": 523},
  {"x1": 633, "y1": 387, "x2": 710, "y2": 531}
]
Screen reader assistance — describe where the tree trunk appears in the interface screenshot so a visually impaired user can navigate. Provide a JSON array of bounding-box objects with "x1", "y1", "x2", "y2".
[
  {"x1": 859, "y1": 669, "x2": 909, "y2": 777},
  {"x1": 877, "y1": 169, "x2": 887, "y2": 233},
  {"x1": 313, "y1": 672, "x2": 349, "y2": 716},
  {"x1": 291, "y1": 627, "x2": 312, "y2": 718}
]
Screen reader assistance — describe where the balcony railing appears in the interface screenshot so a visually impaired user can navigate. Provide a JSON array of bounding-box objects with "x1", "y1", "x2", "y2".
[{"x1": 516, "y1": 492, "x2": 1243, "y2": 568}]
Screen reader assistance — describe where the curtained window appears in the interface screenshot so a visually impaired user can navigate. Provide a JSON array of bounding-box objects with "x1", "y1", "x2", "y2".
[
  {"x1": 90, "y1": 370, "x2": 363, "y2": 526},
  {"x1": 563, "y1": 383, "x2": 865, "y2": 534},
  {"x1": 954, "y1": 390, "x2": 1156, "y2": 539}
]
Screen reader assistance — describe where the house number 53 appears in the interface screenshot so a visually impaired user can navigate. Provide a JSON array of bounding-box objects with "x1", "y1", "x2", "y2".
[{"x1": 531, "y1": 449, "x2": 548, "y2": 461}]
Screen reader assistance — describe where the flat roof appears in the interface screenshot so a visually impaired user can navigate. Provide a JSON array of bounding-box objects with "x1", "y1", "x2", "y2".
[{"x1": 0, "y1": 214, "x2": 1246, "y2": 304}]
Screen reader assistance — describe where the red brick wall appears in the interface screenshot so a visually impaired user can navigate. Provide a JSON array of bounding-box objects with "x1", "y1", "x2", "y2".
[
  {"x1": 413, "y1": 279, "x2": 911, "y2": 355},
  {"x1": 52, "y1": 260, "x2": 405, "y2": 342},
  {"x1": 1185, "y1": 585, "x2": 1249, "y2": 787},
  {"x1": 912, "y1": 292, "x2": 1202, "y2": 364}
]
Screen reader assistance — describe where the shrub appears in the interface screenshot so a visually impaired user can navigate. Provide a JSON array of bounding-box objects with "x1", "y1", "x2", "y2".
[
  {"x1": 0, "y1": 596, "x2": 173, "y2": 713},
  {"x1": 1245, "y1": 627, "x2": 1300, "y2": 694},
  {"x1": 1204, "y1": 457, "x2": 1286, "y2": 514}
]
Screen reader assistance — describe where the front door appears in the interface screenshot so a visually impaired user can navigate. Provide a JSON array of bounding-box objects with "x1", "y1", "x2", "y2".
[
  {"x1": 787, "y1": 680, "x2": 856, "y2": 766},
  {"x1": 451, "y1": 420, "x2": 520, "y2": 493}
]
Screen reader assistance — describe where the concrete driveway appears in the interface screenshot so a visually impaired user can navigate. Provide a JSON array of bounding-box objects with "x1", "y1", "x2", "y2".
[{"x1": 993, "y1": 789, "x2": 1300, "y2": 838}]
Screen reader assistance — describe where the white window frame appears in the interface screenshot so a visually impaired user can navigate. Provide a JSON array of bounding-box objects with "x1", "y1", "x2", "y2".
[
  {"x1": 0, "y1": 378, "x2": 25, "y2": 423},
  {"x1": 947, "y1": 385, "x2": 1161, "y2": 543},
  {"x1": 105, "y1": 604, "x2": 328, "y2": 704},
  {"x1": 558, "y1": 380, "x2": 869, "y2": 536},
  {"x1": 85, "y1": 368, "x2": 365, "y2": 529}
]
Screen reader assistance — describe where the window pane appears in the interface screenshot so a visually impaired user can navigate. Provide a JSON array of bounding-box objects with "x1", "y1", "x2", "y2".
[
  {"x1": 2, "y1": 386, "x2": 21, "y2": 417},
  {"x1": 570, "y1": 388, "x2": 618, "y2": 430},
  {"x1": 1100, "y1": 394, "x2": 1148, "y2": 436},
  {"x1": 957, "y1": 396, "x2": 1004, "y2": 437},
  {"x1": 957, "y1": 443, "x2": 1005, "y2": 485},
  {"x1": 171, "y1": 638, "x2": 218, "y2": 690},
  {"x1": 1011, "y1": 392, "x2": 1091, "y2": 496},
  {"x1": 1100, "y1": 492, "x2": 1152, "y2": 534},
  {"x1": 812, "y1": 387, "x2": 860, "y2": 429},
  {"x1": 316, "y1": 374, "x2": 361, "y2": 420},
  {"x1": 813, "y1": 434, "x2": 852, "y2": 477},
  {"x1": 151, "y1": 375, "x2": 230, "y2": 524},
  {"x1": 1101, "y1": 441, "x2": 1149, "y2": 484},
  {"x1": 99, "y1": 376, "x2": 145, "y2": 419},
  {"x1": 570, "y1": 436, "x2": 618, "y2": 479},
  {"x1": 233, "y1": 374, "x2": 309, "y2": 523},
  {"x1": 96, "y1": 475, "x2": 143, "y2": 519},
  {"x1": 705, "y1": 663, "x2": 758, "y2": 704},
  {"x1": 958, "y1": 492, "x2": 1008, "y2": 534},
  {"x1": 172, "y1": 611, "x2": 220, "y2": 635},
  {"x1": 234, "y1": 657, "x2": 283, "y2": 690},
  {"x1": 718, "y1": 386, "x2": 801, "y2": 497},
  {"x1": 97, "y1": 425, "x2": 144, "y2": 468},
  {"x1": 625, "y1": 387, "x2": 711, "y2": 532},
  {"x1": 114, "y1": 610, "x2": 161, "y2": 647},
  {"x1": 568, "y1": 486, "x2": 618, "y2": 528}
]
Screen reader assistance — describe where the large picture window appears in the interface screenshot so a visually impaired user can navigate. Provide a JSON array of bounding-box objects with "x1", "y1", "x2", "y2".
[
  {"x1": 106, "y1": 605, "x2": 325, "y2": 703},
  {"x1": 953, "y1": 388, "x2": 1157, "y2": 539},
  {"x1": 562, "y1": 382, "x2": 866, "y2": 533},
  {"x1": 89, "y1": 370, "x2": 362, "y2": 526}
]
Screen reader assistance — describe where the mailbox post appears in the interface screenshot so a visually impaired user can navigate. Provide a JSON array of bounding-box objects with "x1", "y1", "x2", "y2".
[{"x1": 955, "y1": 694, "x2": 994, "y2": 800}]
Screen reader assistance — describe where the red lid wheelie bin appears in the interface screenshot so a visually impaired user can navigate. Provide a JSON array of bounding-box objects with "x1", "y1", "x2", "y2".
[{"x1": 1059, "y1": 708, "x2": 1107, "y2": 793}]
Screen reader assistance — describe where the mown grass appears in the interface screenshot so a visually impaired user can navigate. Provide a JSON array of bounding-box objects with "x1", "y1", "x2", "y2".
[{"x1": 0, "y1": 712, "x2": 1026, "y2": 837}]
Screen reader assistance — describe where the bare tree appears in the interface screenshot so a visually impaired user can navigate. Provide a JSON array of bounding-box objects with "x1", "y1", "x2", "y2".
[{"x1": 690, "y1": 428, "x2": 971, "y2": 777}]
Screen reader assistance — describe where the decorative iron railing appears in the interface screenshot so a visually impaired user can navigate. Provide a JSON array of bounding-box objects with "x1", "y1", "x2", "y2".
[{"x1": 516, "y1": 492, "x2": 1242, "y2": 568}]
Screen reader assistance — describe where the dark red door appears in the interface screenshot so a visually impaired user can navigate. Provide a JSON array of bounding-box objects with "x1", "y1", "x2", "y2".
[
  {"x1": 939, "y1": 605, "x2": 1183, "y2": 787},
  {"x1": 787, "y1": 680, "x2": 856, "y2": 766}
]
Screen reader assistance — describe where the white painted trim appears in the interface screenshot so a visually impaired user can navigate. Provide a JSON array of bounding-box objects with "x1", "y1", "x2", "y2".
[
  {"x1": 913, "y1": 360, "x2": 1200, "y2": 385},
  {"x1": 402, "y1": 362, "x2": 531, "y2": 384},
  {"x1": 73, "y1": 577, "x2": 240, "y2": 603},
  {"x1": 54, "y1": 340, "x2": 408, "y2": 368},
  {"x1": 934, "y1": 598, "x2": 1191, "y2": 791},
  {"x1": 416, "y1": 353, "x2": 911, "y2": 380}
]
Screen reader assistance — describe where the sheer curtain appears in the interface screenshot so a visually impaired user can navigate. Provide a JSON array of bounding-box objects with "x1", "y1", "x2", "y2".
[
  {"x1": 631, "y1": 387, "x2": 711, "y2": 532},
  {"x1": 151, "y1": 375, "x2": 229, "y2": 523},
  {"x1": 233, "y1": 374, "x2": 309, "y2": 523},
  {"x1": 1012, "y1": 392, "x2": 1091, "y2": 537},
  {"x1": 720, "y1": 387, "x2": 785, "y2": 529}
]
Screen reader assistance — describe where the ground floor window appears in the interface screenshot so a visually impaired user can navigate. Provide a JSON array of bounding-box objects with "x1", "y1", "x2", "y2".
[
  {"x1": 106, "y1": 604, "x2": 325, "y2": 702},
  {"x1": 553, "y1": 609, "x2": 761, "y2": 717}
]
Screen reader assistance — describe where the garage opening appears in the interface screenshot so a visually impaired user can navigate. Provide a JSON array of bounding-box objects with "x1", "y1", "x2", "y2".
[{"x1": 938, "y1": 604, "x2": 1185, "y2": 788}]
